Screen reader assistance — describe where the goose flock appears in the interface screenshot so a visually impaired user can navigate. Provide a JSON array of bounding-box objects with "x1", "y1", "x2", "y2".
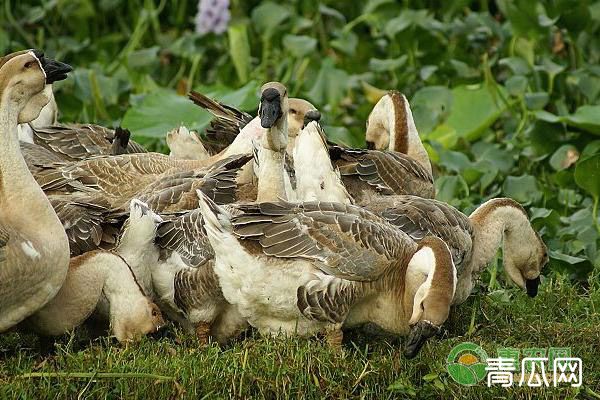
[{"x1": 0, "y1": 49, "x2": 548, "y2": 358}]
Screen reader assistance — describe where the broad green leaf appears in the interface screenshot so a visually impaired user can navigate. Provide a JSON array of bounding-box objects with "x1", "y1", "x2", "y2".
[
  {"x1": 324, "y1": 125, "x2": 363, "y2": 148},
  {"x1": 368, "y1": 56, "x2": 407, "y2": 72},
  {"x1": 228, "y1": 23, "x2": 251, "y2": 83},
  {"x1": 505, "y1": 75, "x2": 528, "y2": 97},
  {"x1": 122, "y1": 89, "x2": 212, "y2": 138},
  {"x1": 411, "y1": 86, "x2": 452, "y2": 136},
  {"x1": 307, "y1": 58, "x2": 349, "y2": 107},
  {"x1": 283, "y1": 34, "x2": 317, "y2": 58},
  {"x1": 581, "y1": 140, "x2": 600, "y2": 159},
  {"x1": 363, "y1": 0, "x2": 394, "y2": 14},
  {"x1": 549, "y1": 144, "x2": 579, "y2": 171},
  {"x1": 435, "y1": 175, "x2": 469, "y2": 204},
  {"x1": 524, "y1": 92, "x2": 549, "y2": 110},
  {"x1": 440, "y1": 84, "x2": 510, "y2": 142},
  {"x1": 330, "y1": 30, "x2": 358, "y2": 56},
  {"x1": 472, "y1": 142, "x2": 515, "y2": 173},
  {"x1": 194, "y1": 80, "x2": 261, "y2": 111},
  {"x1": 502, "y1": 174, "x2": 542, "y2": 204},
  {"x1": 574, "y1": 154, "x2": 600, "y2": 199},
  {"x1": 127, "y1": 47, "x2": 159, "y2": 69},
  {"x1": 251, "y1": 2, "x2": 290, "y2": 39},
  {"x1": 565, "y1": 105, "x2": 600, "y2": 135}
]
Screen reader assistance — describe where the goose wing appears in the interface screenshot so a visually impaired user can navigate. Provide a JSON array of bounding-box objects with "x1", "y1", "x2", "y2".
[
  {"x1": 156, "y1": 209, "x2": 213, "y2": 268},
  {"x1": 379, "y1": 195, "x2": 473, "y2": 271},
  {"x1": 231, "y1": 201, "x2": 416, "y2": 281},
  {"x1": 188, "y1": 91, "x2": 253, "y2": 154},
  {"x1": 49, "y1": 194, "x2": 124, "y2": 255},
  {"x1": 330, "y1": 147, "x2": 435, "y2": 199},
  {"x1": 31, "y1": 124, "x2": 146, "y2": 161}
]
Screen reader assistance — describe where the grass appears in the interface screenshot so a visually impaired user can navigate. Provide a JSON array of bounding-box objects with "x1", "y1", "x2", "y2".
[{"x1": 1, "y1": 277, "x2": 599, "y2": 399}]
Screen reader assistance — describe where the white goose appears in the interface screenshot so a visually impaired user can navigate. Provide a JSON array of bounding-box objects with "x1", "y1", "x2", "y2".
[
  {"x1": 0, "y1": 49, "x2": 72, "y2": 331},
  {"x1": 198, "y1": 193, "x2": 456, "y2": 357}
]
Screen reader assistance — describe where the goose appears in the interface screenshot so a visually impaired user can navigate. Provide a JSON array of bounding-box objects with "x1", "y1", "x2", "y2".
[
  {"x1": 294, "y1": 121, "x2": 434, "y2": 203},
  {"x1": 0, "y1": 49, "x2": 72, "y2": 332},
  {"x1": 293, "y1": 123, "x2": 546, "y2": 303},
  {"x1": 22, "y1": 249, "x2": 164, "y2": 342},
  {"x1": 188, "y1": 90, "x2": 321, "y2": 157},
  {"x1": 197, "y1": 193, "x2": 456, "y2": 357},
  {"x1": 365, "y1": 91, "x2": 431, "y2": 174},
  {"x1": 114, "y1": 85, "x2": 294, "y2": 343},
  {"x1": 379, "y1": 196, "x2": 547, "y2": 304},
  {"x1": 166, "y1": 125, "x2": 211, "y2": 161}
]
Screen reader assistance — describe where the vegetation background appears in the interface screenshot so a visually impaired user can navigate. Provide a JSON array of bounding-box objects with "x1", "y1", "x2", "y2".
[{"x1": 1, "y1": 0, "x2": 599, "y2": 398}]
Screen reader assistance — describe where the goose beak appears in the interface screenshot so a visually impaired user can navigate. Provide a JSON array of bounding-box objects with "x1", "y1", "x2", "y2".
[
  {"x1": 259, "y1": 88, "x2": 282, "y2": 128},
  {"x1": 33, "y1": 50, "x2": 72, "y2": 84},
  {"x1": 403, "y1": 320, "x2": 440, "y2": 359},
  {"x1": 525, "y1": 276, "x2": 540, "y2": 298},
  {"x1": 303, "y1": 109, "x2": 321, "y2": 128}
]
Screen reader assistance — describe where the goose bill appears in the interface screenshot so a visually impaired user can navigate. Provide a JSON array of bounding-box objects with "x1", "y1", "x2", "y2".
[
  {"x1": 403, "y1": 320, "x2": 440, "y2": 358},
  {"x1": 525, "y1": 276, "x2": 540, "y2": 298}
]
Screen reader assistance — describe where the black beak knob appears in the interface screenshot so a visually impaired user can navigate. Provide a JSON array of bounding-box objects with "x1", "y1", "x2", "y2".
[
  {"x1": 303, "y1": 109, "x2": 321, "y2": 127},
  {"x1": 525, "y1": 276, "x2": 541, "y2": 298},
  {"x1": 33, "y1": 50, "x2": 72, "y2": 84}
]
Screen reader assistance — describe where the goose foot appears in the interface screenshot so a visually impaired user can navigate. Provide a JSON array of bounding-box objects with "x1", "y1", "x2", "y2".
[
  {"x1": 325, "y1": 327, "x2": 343, "y2": 349},
  {"x1": 195, "y1": 322, "x2": 212, "y2": 346}
]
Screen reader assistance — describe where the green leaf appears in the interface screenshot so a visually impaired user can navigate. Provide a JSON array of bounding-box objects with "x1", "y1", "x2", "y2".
[
  {"x1": 549, "y1": 144, "x2": 579, "y2": 171},
  {"x1": 411, "y1": 86, "x2": 452, "y2": 136},
  {"x1": 505, "y1": 75, "x2": 528, "y2": 97},
  {"x1": 251, "y1": 2, "x2": 290, "y2": 39},
  {"x1": 368, "y1": 56, "x2": 407, "y2": 72},
  {"x1": 195, "y1": 80, "x2": 261, "y2": 111},
  {"x1": 127, "y1": 47, "x2": 159, "y2": 69},
  {"x1": 435, "y1": 175, "x2": 469, "y2": 204},
  {"x1": 502, "y1": 174, "x2": 542, "y2": 204},
  {"x1": 330, "y1": 30, "x2": 358, "y2": 56},
  {"x1": 283, "y1": 34, "x2": 317, "y2": 58},
  {"x1": 439, "y1": 84, "x2": 510, "y2": 142},
  {"x1": 122, "y1": 89, "x2": 211, "y2": 138},
  {"x1": 307, "y1": 58, "x2": 349, "y2": 107},
  {"x1": 565, "y1": 105, "x2": 600, "y2": 135},
  {"x1": 575, "y1": 154, "x2": 600, "y2": 199},
  {"x1": 524, "y1": 92, "x2": 549, "y2": 110},
  {"x1": 228, "y1": 23, "x2": 251, "y2": 83}
]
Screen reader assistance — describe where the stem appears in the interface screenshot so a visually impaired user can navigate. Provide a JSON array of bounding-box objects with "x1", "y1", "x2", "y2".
[
  {"x1": 18, "y1": 372, "x2": 174, "y2": 380},
  {"x1": 593, "y1": 196, "x2": 600, "y2": 233}
]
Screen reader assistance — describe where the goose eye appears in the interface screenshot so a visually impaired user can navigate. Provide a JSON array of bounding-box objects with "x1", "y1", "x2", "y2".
[
  {"x1": 24, "y1": 61, "x2": 35, "y2": 69},
  {"x1": 290, "y1": 109, "x2": 297, "y2": 115},
  {"x1": 152, "y1": 309, "x2": 159, "y2": 317}
]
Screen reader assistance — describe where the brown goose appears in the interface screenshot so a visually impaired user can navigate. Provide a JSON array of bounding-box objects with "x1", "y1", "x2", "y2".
[
  {"x1": 365, "y1": 91, "x2": 431, "y2": 174},
  {"x1": 198, "y1": 194, "x2": 456, "y2": 357},
  {"x1": 22, "y1": 249, "x2": 164, "y2": 343},
  {"x1": 379, "y1": 196, "x2": 548, "y2": 304},
  {"x1": 0, "y1": 50, "x2": 72, "y2": 331}
]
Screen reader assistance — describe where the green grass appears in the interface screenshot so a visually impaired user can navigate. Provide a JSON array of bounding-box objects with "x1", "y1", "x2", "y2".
[{"x1": 2, "y1": 278, "x2": 599, "y2": 399}]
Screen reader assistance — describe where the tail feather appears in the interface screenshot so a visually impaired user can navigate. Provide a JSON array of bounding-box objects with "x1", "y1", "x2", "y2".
[{"x1": 196, "y1": 190, "x2": 232, "y2": 238}]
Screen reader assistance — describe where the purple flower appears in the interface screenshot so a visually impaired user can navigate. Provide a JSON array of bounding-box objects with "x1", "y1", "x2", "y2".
[{"x1": 195, "y1": 0, "x2": 230, "y2": 35}]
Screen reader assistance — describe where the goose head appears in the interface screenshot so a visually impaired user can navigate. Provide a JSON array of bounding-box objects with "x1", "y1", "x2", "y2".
[
  {"x1": 469, "y1": 198, "x2": 547, "y2": 298},
  {"x1": 117, "y1": 199, "x2": 163, "y2": 251},
  {"x1": 502, "y1": 217, "x2": 547, "y2": 298},
  {"x1": 110, "y1": 276, "x2": 165, "y2": 343},
  {"x1": 404, "y1": 236, "x2": 456, "y2": 358},
  {"x1": 259, "y1": 82, "x2": 288, "y2": 152},
  {"x1": 287, "y1": 98, "x2": 321, "y2": 138},
  {"x1": 0, "y1": 50, "x2": 71, "y2": 123}
]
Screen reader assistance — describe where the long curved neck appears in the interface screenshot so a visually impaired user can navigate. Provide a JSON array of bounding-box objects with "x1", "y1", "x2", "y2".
[
  {"x1": 468, "y1": 199, "x2": 531, "y2": 274},
  {"x1": 388, "y1": 95, "x2": 431, "y2": 174},
  {"x1": 256, "y1": 147, "x2": 287, "y2": 202},
  {"x1": 1, "y1": 95, "x2": 67, "y2": 246},
  {"x1": 101, "y1": 254, "x2": 146, "y2": 321}
]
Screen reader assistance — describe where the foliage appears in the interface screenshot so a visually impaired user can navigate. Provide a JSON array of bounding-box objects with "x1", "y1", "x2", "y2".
[{"x1": 3, "y1": 0, "x2": 600, "y2": 280}]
